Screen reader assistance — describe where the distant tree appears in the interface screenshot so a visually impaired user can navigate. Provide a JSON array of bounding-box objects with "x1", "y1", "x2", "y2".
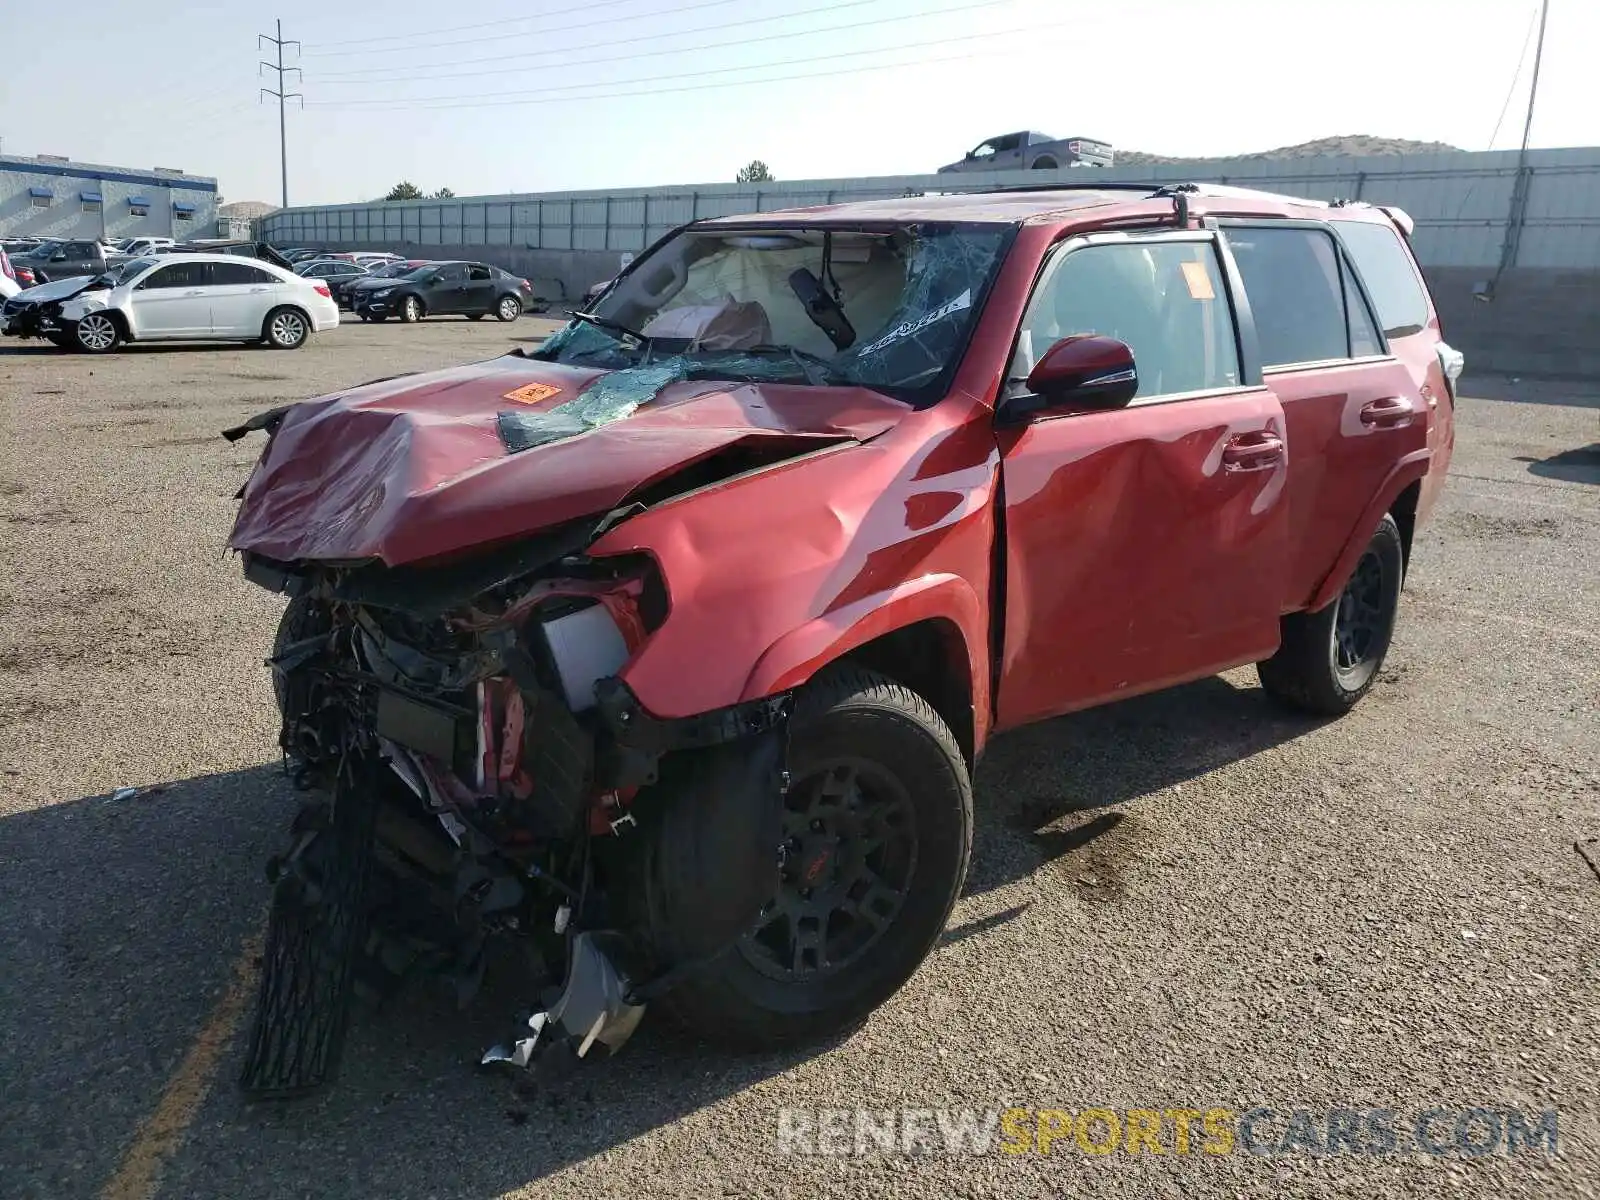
[
  {"x1": 735, "y1": 160, "x2": 774, "y2": 183},
  {"x1": 431, "y1": 187, "x2": 456, "y2": 199},
  {"x1": 384, "y1": 181, "x2": 424, "y2": 201}
]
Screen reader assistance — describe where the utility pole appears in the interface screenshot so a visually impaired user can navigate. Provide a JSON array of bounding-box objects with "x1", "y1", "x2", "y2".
[
  {"x1": 1485, "y1": 0, "x2": 1551, "y2": 300},
  {"x1": 259, "y1": 19, "x2": 302, "y2": 209}
]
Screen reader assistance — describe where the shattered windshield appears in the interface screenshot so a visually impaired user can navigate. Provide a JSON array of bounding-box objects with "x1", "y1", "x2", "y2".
[
  {"x1": 535, "y1": 223, "x2": 1010, "y2": 404},
  {"x1": 117, "y1": 257, "x2": 156, "y2": 285}
]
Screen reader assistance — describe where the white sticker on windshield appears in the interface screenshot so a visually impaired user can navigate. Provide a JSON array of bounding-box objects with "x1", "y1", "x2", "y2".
[{"x1": 856, "y1": 288, "x2": 972, "y2": 356}]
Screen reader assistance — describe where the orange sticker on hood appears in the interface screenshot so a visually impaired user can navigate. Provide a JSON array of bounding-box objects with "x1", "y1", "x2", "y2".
[{"x1": 503, "y1": 382, "x2": 562, "y2": 405}]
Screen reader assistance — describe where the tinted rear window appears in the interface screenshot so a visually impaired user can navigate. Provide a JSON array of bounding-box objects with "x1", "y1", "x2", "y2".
[
  {"x1": 1334, "y1": 220, "x2": 1430, "y2": 339},
  {"x1": 1226, "y1": 227, "x2": 1349, "y2": 367}
]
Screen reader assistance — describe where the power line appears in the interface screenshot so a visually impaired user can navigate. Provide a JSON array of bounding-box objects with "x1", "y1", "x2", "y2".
[
  {"x1": 259, "y1": 20, "x2": 303, "y2": 209},
  {"x1": 1486, "y1": 2, "x2": 1542, "y2": 150},
  {"x1": 308, "y1": 20, "x2": 1062, "y2": 108},
  {"x1": 308, "y1": 0, "x2": 1017, "y2": 82},
  {"x1": 307, "y1": 0, "x2": 790, "y2": 58},
  {"x1": 302, "y1": 40, "x2": 1046, "y2": 114},
  {"x1": 303, "y1": 0, "x2": 735, "y2": 54}
]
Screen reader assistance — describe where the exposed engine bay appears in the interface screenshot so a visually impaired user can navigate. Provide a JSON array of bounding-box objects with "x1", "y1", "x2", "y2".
[{"x1": 238, "y1": 529, "x2": 790, "y2": 1097}]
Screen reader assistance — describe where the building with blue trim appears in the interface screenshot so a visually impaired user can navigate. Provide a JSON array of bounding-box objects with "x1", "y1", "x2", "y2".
[{"x1": 1, "y1": 155, "x2": 218, "y2": 241}]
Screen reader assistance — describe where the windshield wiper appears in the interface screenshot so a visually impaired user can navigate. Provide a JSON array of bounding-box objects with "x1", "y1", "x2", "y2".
[
  {"x1": 568, "y1": 310, "x2": 649, "y2": 346},
  {"x1": 740, "y1": 344, "x2": 843, "y2": 386}
]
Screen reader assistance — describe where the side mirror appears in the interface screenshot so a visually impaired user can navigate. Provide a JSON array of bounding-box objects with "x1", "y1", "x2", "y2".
[{"x1": 1006, "y1": 335, "x2": 1139, "y2": 422}]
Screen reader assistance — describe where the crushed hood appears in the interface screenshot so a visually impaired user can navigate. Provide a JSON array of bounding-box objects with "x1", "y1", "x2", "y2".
[
  {"x1": 227, "y1": 353, "x2": 908, "y2": 567},
  {"x1": 14, "y1": 276, "x2": 99, "y2": 303}
]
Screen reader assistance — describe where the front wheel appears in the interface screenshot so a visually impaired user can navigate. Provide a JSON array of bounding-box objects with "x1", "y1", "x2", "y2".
[
  {"x1": 73, "y1": 312, "x2": 121, "y2": 353},
  {"x1": 399, "y1": 296, "x2": 422, "y2": 323},
  {"x1": 1258, "y1": 513, "x2": 1404, "y2": 715},
  {"x1": 631, "y1": 666, "x2": 973, "y2": 1049}
]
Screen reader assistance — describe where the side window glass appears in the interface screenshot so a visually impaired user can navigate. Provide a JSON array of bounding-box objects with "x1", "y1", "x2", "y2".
[
  {"x1": 437, "y1": 265, "x2": 466, "y2": 282},
  {"x1": 142, "y1": 263, "x2": 203, "y2": 289},
  {"x1": 468, "y1": 264, "x2": 491, "y2": 281},
  {"x1": 209, "y1": 262, "x2": 271, "y2": 285},
  {"x1": 1224, "y1": 227, "x2": 1348, "y2": 367},
  {"x1": 1342, "y1": 253, "x2": 1384, "y2": 357},
  {"x1": 1333, "y1": 220, "x2": 1430, "y2": 339},
  {"x1": 1017, "y1": 240, "x2": 1240, "y2": 400}
]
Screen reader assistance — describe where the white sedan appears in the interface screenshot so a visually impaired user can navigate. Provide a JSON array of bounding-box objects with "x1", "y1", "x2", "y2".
[{"x1": 56, "y1": 253, "x2": 339, "y2": 353}]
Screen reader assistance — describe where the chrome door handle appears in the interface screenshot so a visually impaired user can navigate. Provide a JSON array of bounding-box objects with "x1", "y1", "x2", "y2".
[
  {"x1": 1360, "y1": 396, "x2": 1416, "y2": 428},
  {"x1": 1221, "y1": 431, "x2": 1285, "y2": 472}
]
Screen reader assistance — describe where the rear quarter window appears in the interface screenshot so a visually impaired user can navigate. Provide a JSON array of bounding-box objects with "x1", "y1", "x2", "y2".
[{"x1": 1333, "y1": 220, "x2": 1431, "y2": 339}]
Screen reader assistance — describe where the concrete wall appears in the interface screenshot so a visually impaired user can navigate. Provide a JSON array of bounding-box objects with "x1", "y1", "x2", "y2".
[
  {"x1": 1428, "y1": 267, "x2": 1600, "y2": 377},
  {"x1": 1, "y1": 157, "x2": 218, "y2": 241},
  {"x1": 262, "y1": 147, "x2": 1600, "y2": 377}
]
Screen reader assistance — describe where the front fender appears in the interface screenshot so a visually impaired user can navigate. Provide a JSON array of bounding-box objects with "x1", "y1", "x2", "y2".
[
  {"x1": 741, "y1": 572, "x2": 990, "y2": 751},
  {"x1": 1307, "y1": 448, "x2": 1431, "y2": 611}
]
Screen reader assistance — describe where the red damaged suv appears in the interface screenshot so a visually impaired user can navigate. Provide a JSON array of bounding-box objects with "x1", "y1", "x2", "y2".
[{"x1": 226, "y1": 183, "x2": 1460, "y2": 1094}]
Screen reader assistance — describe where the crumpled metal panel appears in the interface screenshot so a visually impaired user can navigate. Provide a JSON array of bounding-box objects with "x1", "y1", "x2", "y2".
[
  {"x1": 227, "y1": 354, "x2": 909, "y2": 567},
  {"x1": 499, "y1": 362, "x2": 689, "y2": 453}
]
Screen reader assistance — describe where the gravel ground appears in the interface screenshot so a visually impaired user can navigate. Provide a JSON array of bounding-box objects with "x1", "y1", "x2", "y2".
[{"x1": 0, "y1": 323, "x2": 1595, "y2": 1200}]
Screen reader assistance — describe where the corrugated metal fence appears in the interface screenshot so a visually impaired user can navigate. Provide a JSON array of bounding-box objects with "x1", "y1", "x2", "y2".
[{"x1": 261, "y1": 147, "x2": 1600, "y2": 271}]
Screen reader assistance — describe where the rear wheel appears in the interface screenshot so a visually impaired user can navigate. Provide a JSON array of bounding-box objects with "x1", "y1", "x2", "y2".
[
  {"x1": 264, "y1": 307, "x2": 310, "y2": 350},
  {"x1": 630, "y1": 666, "x2": 972, "y2": 1049},
  {"x1": 1258, "y1": 513, "x2": 1404, "y2": 715},
  {"x1": 73, "y1": 312, "x2": 121, "y2": 353},
  {"x1": 496, "y1": 295, "x2": 522, "y2": 322}
]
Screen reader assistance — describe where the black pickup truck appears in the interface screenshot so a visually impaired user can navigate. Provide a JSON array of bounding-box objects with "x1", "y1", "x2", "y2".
[{"x1": 9, "y1": 239, "x2": 125, "y2": 285}]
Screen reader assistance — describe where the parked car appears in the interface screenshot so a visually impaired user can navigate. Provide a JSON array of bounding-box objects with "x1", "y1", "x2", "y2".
[
  {"x1": 351, "y1": 252, "x2": 404, "y2": 269},
  {"x1": 2, "y1": 253, "x2": 338, "y2": 352},
  {"x1": 938, "y1": 131, "x2": 1115, "y2": 172},
  {"x1": 169, "y1": 240, "x2": 297, "y2": 270},
  {"x1": 334, "y1": 258, "x2": 430, "y2": 309},
  {"x1": 8, "y1": 239, "x2": 126, "y2": 285},
  {"x1": 350, "y1": 259, "x2": 526, "y2": 323},
  {"x1": 295, "y1": 259, "x2": 369, "y2": 286},
  {"x1": 121, "y1": 236, "x2": 177, "y2": 256},
  {"x1": 0, "y1": 250, "x2": 18, "y2": 302},
  {"x1": 282, "y1": 248, "x2": 329, "y2": 263},
  {"x1": 222, "y1": 183, "x2": 1459, "y2": 1096}
]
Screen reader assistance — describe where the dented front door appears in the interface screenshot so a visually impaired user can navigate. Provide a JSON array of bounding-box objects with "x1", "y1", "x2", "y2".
[{"x1": 993, "y1": 232, "x2": 1290, "y2": 729}]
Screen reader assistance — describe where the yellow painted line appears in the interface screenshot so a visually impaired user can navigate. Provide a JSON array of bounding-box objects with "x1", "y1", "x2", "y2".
[{"x1": 99, "y1": 931, "x2": 263, "y2": 1200}]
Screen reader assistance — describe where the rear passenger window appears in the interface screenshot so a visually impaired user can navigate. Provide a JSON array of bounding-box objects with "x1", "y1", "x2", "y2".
[
  {"x1": 1017, "y1": 240, "x2": 1240, "y2": 399},
  {"x1": 467, "y1": 264, "x2": 491, "y2": 281},
  {"x1": 1333, "y1": 220, "x2": 1430, "y2": 339},
  {"x1": 209, "y1": 262, "x2": 273, "y2": 286},
  {"x1": 1225, "y1": 227, "x2": 1349, "y2": 367}
]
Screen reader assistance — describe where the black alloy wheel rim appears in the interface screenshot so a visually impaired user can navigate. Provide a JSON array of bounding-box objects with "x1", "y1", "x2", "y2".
[
  {"x1": 1334, "y1": 548, "x2": 1386, "y2": 675},
  {"x1": 739, "y1": 759, "x2": 917, "y2": 982}
]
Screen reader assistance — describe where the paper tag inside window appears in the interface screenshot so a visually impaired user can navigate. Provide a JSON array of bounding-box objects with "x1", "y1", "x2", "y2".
[{"x1": 1180, "y1": 260, "x2": 1215, "y2": 300}]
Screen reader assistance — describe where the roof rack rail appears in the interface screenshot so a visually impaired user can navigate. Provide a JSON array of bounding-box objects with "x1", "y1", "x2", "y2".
[
  {"x1": 982, "y1": 180, "x2": 1174, "y2": 195},
  {"x1": 969, "y1": 179, "x2": 1203, "y2": 225}
]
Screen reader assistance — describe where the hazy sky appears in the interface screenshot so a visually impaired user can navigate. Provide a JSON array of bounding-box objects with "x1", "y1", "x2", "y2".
[{"x1": 4, "y1": 0, "x2": 1596, "y2": 207}]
